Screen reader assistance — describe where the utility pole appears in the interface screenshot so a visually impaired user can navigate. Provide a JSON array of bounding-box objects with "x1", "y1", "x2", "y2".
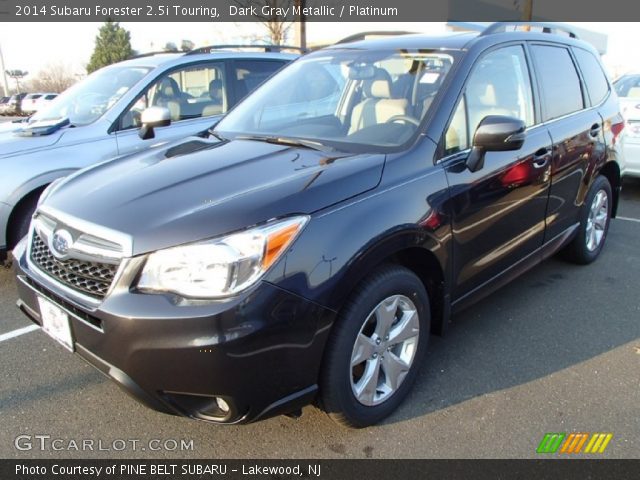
[
  {"x1": 521, "y1": 0, "x2": 533, "y2": 21},
  {"x1": 294, "y1": 0, "x2": 307, "y2": 50},
  {"x1": 0, "y1": 43, "x2": 10, "y2": 96}
]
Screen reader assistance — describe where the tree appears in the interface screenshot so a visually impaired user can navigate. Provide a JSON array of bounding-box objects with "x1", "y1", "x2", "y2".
[
  {"x1": 27, "y1": 63, "x2": 77, "y2": 93},
  {"x1": 163, "y1": 42, "x2": 178, "y2": 52},
  {"x1": 233, "y1": 0, "x2": 295, "y2": 45},
  {"x1": 86, "y1": 21, "x2": 133, "y2": 73},
  {"x1": 180, "y1": 40, "x2": 195, "y2": 52}
]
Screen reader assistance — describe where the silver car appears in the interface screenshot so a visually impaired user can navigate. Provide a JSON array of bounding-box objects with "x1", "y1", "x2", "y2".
[{"x1": 0, "y1": 48, "x2": 296, "y2": 260}]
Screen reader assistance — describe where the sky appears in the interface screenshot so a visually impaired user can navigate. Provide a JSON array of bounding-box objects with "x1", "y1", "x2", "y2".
[{"x1": 0, "y1": 22, "x2": 638, "y2": 92}]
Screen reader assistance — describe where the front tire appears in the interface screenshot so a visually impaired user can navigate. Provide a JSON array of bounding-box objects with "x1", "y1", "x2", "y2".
[
  {"x1": 564, "y1": 175, "x2": 612, "y2": 264},
  {"x1": 320, "y1": 265, "x2": 430, "y2": 428}
]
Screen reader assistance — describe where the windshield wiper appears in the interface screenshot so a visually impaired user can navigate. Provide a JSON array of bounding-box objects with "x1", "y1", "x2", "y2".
[
  {"x1": 235, "y1": 134, "x2": 334, "y2": 153},
  {"x1": 208, "y1": 129, "x2": 228, "y2": 142}
]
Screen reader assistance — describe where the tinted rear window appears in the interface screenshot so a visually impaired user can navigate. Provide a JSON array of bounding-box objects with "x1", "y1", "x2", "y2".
[
  {"x1": 531, "y1": 45, "x2": 584, "y2": 121},
  {"x1": 573, "y1": 48, "x2": 609, "y2": 105}
]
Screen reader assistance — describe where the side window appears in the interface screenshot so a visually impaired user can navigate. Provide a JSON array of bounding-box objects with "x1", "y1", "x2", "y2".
[
  {"x1": 531, "y1": 45, "x2": 584, "y2": 121},
  {"x1": 573, "y1": 48, "x2": 610, "y2": 105},
  {"x1": 120, "y1": 62, "x2": 227, "y2": 130},
  {"x1": 444, "y1": 97, "x2": 468, "y2": 156},
  {"x1": 233, "y1": 60, "x2": 284, "y2": 102},
  {"x1": 445, "y1": 45, "x2": 534, "y2": 154}
]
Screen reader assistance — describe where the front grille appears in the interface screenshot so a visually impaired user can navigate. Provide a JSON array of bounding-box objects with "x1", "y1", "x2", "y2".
[
  {"x1": 30, "y1": 232, "x2": 118, "y2": 300},
  {"x1": 23, "y1": 276, "x2": 103, "y2": 330}
]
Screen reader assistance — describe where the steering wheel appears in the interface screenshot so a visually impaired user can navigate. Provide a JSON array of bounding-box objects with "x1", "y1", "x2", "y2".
[{"x1": 386, "y1": 115, "x2": 421, "y2": 126}]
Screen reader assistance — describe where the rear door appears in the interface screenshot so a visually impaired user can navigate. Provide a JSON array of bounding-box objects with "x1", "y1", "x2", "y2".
[
  {"x1": 229, "y1": 59, "x2": 288, "y2": 104},
  {"x1": 442, "y1": 44, "x2": 553, "y2": 301},
  {"x1": 529, "y1": 44, "x2": 606, "y2": 242}
]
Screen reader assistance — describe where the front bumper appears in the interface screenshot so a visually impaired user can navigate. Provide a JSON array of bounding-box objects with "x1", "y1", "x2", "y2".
[{"x1": 13, "y1": 241, "x2": 335, "y2": 424}]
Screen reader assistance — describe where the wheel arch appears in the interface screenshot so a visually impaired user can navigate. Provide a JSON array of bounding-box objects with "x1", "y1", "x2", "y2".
[
  {"x1": 330, "y1": 231, "x2": 450, "y2": 336},
  {"x1": 598, "y1": 160, "x2": 621, "y2": 217},
  {"x1": 5, "y1": 169, "x2": 77, "y2": 249}
]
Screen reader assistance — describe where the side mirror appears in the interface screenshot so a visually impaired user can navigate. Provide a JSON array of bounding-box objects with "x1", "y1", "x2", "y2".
[
  {"x1": 138, "y1": 106, "x2": 171, "y2": 140},
  {"x1": 466, "y1": 115, "x2": 527, "y2": 172}
]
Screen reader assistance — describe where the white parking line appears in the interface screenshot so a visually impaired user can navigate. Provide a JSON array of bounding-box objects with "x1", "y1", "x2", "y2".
[
  {"x1": 0, "y1": 324, "x2": 40, "y2": 343},
  {"x1": 617, "y1": 216, "x2": 640, "y2": 223}
]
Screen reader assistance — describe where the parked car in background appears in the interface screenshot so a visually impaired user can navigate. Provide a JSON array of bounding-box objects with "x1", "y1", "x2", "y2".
[
  {"x1": 21, "y1": 93, "x2": 58, "y2": 115},
  {"x1": 32, "y1": 93, "x2": 58, "y2": 113},
  {"x1": 6, "y1": 93, "x2": 27, "y2": 115},
  {"x1": 13, "y1": 23, "x2": 623, "y2": 428},
  {"x1": 0, "y1": 46, "x2": 299, "y2": 261},
  {"x1": 613, "y1": 73, "x2": 640, "y2": 178},
  {"x1": 0, "y1": 96, "x2": 10, "y2": 115}
]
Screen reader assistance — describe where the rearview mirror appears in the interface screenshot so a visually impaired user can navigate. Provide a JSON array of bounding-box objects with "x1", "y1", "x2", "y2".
[
  {"x1": 138, "y1": 106, "x2": 171, "y2": 140},
  {"x1": 466, "y1": 115, "x2": 526, "y2": 172}
]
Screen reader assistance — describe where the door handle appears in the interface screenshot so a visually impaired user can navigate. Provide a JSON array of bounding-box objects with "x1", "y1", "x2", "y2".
[
  {"x1": 590, "y1": 123, "x2": 601, "y2": 138},
  {"x1": 532, "y1": 148, "x2": 551, "y2": 169}
]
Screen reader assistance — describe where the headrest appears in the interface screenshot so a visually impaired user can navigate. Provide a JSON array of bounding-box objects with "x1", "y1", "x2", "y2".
[
  {"x1": 209, "y1": 79, "x2": 222, "y2": 91},
  {"x1": 159, "y1": 78, "x2": 179, "y2": 97},
  {"x1": 468, "y1": 82, "x2": 498, "y2": 106},
  {"x1": 364, "y1": 69, "x2": 393, "y2": 99}
]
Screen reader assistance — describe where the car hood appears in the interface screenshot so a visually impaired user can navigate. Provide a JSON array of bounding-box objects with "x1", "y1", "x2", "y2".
[
  {"x1": 44, "y1": 137, "x2": 385, "y2": 255},
  {"x1": 0, "y1": 126, "x2": 65, "y2": 157}
]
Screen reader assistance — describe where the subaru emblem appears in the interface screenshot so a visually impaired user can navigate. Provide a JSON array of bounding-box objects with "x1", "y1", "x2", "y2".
[{"x1": 50, "y1": 229, "x2": 73, "y2": 260}]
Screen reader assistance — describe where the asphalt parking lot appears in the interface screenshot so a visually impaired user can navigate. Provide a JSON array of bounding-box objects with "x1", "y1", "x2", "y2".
[{"x1": 0, "y1": 114, "x2": 638, "y2": 458}]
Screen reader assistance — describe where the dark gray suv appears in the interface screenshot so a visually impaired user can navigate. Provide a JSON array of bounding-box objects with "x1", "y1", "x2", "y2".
[{"x1": 14, "y1": 23, "x2": 624, "y2": 427}]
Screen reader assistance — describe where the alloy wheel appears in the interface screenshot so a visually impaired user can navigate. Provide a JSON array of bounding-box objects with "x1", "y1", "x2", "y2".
[
  {"x1": 585, "y1": 189, "x2": 608, "y2": 252},
  {"x1": 350, "y1": 295, "x2": 420, "y2": 406}
]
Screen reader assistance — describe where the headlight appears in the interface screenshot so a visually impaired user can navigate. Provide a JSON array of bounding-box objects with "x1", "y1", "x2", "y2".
[{"x1": 137, "y1": 216, "x2": 308, "y2": 298}]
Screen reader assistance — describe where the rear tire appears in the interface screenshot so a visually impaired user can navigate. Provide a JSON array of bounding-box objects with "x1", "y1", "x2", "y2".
[
  {"x1": 563, "y1": 175, "x2": 612, "y2": 265},
  {"x1": 320, "y1": 265, "x2": 430, "y2": 428}
]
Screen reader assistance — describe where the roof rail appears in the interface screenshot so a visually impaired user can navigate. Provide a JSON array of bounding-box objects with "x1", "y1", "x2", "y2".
[
  {"x1": 481, "y1": 22, "x2": 579, "y2": 39},
  {"x1": 129, "y1": 51, "x2": 179, "y2": 59},
  {"x1": 185, "y1": 44, "x2": 308, "y2": 55},
  {"x1": 336, "y1": 31, "x2": 416, "y2": 45}
]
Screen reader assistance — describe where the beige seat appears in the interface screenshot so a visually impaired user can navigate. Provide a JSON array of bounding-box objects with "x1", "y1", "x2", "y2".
[
  {"x1": 349, "y1": 72, "x2": 409, "y2": 134},
  {"x1": 153, "y1": 78, "x2": 182, "y2": 121},
  {"x1": 467, "y1": 82, "x2": 517, "y2": 135},
  {"x1": 202, "y1": 79, "x2": 225, "y2": 117},
  {"x1": 628, "y1": 87, "x2": 640, "y2": 98}
]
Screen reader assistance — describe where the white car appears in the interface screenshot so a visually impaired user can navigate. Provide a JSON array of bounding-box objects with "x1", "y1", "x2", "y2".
[
  {"x1": 614, "y1": 74, "x2": 640, "y2": 178},
  {"x1": 21, "y1": 93, "x2": 57, "y2": 114},
  {"x1": 30, "y1": 93, "x2": 58, "y2": 113}
]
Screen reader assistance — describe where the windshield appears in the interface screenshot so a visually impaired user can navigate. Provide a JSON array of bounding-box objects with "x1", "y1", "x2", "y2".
[
  {"x1": 613, "y1": 74, "x2": 640, "y2": 98},
  {"x1": 216, "y1": 49, "x2": 457, "y2": 152},
  {"x1": 30, "y1": 66, "x2": 151, "y2": 126}
]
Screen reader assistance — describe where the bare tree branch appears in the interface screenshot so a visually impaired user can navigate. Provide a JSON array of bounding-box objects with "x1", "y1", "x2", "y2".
[
  {"x1": 232, "y1": 0, "x2": 296, "y2": 44},
  {"x1": 26, "y1": 64, "x2": 77, "y2": 93}
]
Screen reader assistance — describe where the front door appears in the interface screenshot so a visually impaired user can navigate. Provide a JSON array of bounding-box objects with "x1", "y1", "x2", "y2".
[
  {"x1": 114, "y1": 61, "x2": 229, "y2": 155},
  {"x1": 441, "y1": 44, "x2": 552, "y2": 301}
]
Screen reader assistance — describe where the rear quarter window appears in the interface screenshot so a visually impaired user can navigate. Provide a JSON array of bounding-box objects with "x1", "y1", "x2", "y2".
[
  {"x1": 531, "y1": 45, "x2": 584, "y2": 122},
  {"x1": 573, "y1": 48, "x2": 610, "y2": 105}
]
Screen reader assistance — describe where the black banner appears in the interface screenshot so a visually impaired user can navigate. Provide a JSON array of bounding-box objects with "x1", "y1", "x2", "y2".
[
  {"x1": 2, "y1": 460, "x2": 640, "y2": 480},
  {"x1": 3, "y1": 0, "x2": 640, "y2": 22}
]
